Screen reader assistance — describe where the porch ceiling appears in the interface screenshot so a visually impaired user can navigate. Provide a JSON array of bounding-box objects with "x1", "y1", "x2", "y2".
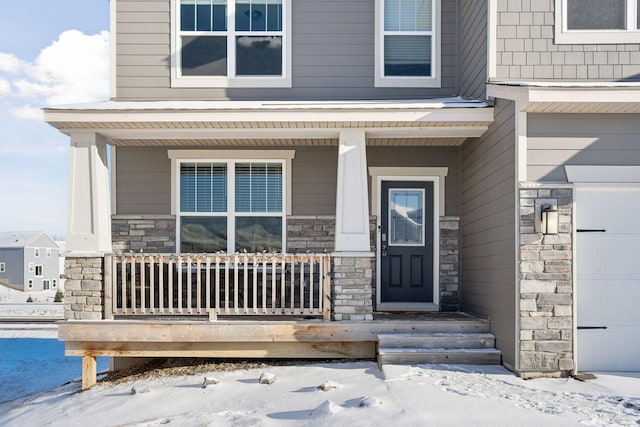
[
  {"x1": 110, "y1": 137, "x2": 468, "y2": 147},
  {"x1": 44, "y1": 98, "x2": 494, "y2": 141}
]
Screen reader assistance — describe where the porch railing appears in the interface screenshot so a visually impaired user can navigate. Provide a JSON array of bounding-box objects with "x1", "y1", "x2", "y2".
[{"x1": 104, "y1": 253, "x2": 332, "y2": 320}]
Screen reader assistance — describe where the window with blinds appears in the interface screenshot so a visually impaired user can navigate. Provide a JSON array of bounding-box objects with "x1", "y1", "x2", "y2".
[
  {"x1": 178, "y1": 160, "x2": 284, "y2": 253},
  {"x1": 382, "y1": 0, "x2": 433, "y2": 77}
]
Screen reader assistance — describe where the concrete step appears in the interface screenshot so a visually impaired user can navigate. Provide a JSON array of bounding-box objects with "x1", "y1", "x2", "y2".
[
  {"x1": 378, "y1": 333, "x2": 496, "y2": 349},
  {"x1": 378, "y1": 347, "x2": 502, "y2": 365}
]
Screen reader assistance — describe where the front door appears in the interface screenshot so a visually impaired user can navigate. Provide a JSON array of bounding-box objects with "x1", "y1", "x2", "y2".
[{"x1": 380, "y1": 181, "x2": 434, "y2": 304}]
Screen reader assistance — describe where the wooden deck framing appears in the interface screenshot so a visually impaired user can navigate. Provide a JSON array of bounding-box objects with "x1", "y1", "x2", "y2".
[{"x1": 58, "y1": 314, "x2": 489, "y2": 389}]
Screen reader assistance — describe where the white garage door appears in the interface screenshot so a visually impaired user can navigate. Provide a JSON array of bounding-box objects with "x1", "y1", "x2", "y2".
[{"x1": 577, "y1": 187, "x2": 640, "y2": 372}]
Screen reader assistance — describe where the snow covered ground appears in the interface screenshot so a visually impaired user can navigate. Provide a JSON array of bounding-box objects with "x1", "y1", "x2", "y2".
[
  {"x1": 0, "y1": 284, "x2": 64, "y2": 319},
  {"x1": 0, "y1": 360, "x2": 638, "y2": 426}
]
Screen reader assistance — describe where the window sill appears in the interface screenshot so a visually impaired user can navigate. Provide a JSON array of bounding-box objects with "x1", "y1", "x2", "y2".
[
  {"x1": 171, "y1": 75, "x2": 292, "y2": 89},
  {"x1": 374, "y1": 75, "x2": 442, "y2": 88},
  {"x1": 555, "y1": 30, "x2": 640, "y2": 45}
]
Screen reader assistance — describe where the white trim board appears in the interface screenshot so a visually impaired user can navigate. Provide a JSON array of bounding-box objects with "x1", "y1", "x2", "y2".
[
  {"x1": 369, "y1": 167, "x2": 448, "y2": 214},
  {"x1": 373, "y1": 174, "x2": 442, "y2": 311}
]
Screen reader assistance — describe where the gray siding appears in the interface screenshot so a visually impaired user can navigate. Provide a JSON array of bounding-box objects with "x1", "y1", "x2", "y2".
[
  {"x1": 115, "y1": 146, "x2": 338, "y2": 215},
  {"x1": 528, "y1": 113, "x2": 640, "y2": 182},
  {"x1": 115, "y1": 0, "x2": 459, "y2": 100},
  {"x1": 0, "y1": 248, "x2": 24, "y2": 288},
  {"x1": 115, "y1": 145, "x2": 462, "y2": 217},
  {"x1": 460, "y1": 99, "x2": 517, "y2": 368},
  {"x1": 24, "y1": 244, "x2": 60, "y2": 292},
  {"x1": 495, "y1": 1, "x2": 640, "y2": 80},
  {"x1": 116, "y1": 146, "x2": 172, "y2": 215},
  {"x1": 367, "y1": 146, "x2": 461, "y2": 216},
  {"x1": 458, "y1": 0, "x2": 487, "y2": 99}
]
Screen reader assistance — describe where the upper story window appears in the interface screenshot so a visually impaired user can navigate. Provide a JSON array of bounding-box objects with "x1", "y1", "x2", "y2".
[
  {"x1": 34, "y1": 248, "x2": 40, "y2": 257},
  {"x1": 0, "y1": 262, "x2": 5, "y2": 273},
  {"x1": 555, "y1": 0, "x2": 640, "y2": 43},
  {"x1": 172, "y1": 0, "x2": 292, "y2": 88},
  {"x1": 375, "y1": 0, "x2": 441, "y2": 88}
]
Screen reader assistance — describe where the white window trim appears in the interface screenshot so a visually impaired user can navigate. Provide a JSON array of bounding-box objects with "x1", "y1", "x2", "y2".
[
  {"x1": 34, "y1": 248, "x2": 40, "y2": 257},
  {"x1": 374, "y1": 0, "x2": 441, "y2": 88},
  {"x1": 170, "y1": 0, "x2": 292, "y2": 88},
  {"x1": 28, "y1": 262, "x2": 34, "y2": 273},
  {"x1": 28, "y1": 280, "x2": 33, "y2": 289},
  {"x1": 46, "y1": 248, "x2": 52, "y2": 258},
  {"x1": 0, "y1": 262, "x2": 5, "y2": 273},
  {"x1": 555, "y1": 0, "x2": 640, "y2": 44},
  {"x1": 169, "y1": 150, "x2": 295, "y2": 253},
  {"x1": 52, "y1": 279, "x2": 57, "y2": 288},
  {"x1": 35, "y1": 265, "x2": 43, "y2": 278},
  {"x1": 43, "y1": 279, "x2": 50, "y2": 290}
]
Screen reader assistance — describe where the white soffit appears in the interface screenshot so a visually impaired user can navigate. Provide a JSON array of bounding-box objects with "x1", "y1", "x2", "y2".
[{"x1": 565, "y1": 166, "x2": 640, "y2": 183}]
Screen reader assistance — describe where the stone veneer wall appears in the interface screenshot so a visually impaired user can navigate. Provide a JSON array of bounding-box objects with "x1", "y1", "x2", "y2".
[
  {"x1": 440, "y1": 216, "x2": 460, "y2": 311},
  {"x1": 286, "y1": 216, "x2": 376, "y2": 253},
  {"x1": 519, "y1": 187, "x2": 574, "y2": 376},
  {"x1": 112, "y1": 215, "x2": 176, "y2": 253},
  {"x1": 331, "y1": 254, "x2": 374, "y2": 321},
  {"x1": 64, "y1": 256, "x2": 105, "y2": 320}
]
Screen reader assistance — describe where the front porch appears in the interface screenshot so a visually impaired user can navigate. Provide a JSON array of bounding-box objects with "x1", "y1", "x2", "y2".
[{"x1": 59, "y1": 311, "x2": 499, "y2": 390}]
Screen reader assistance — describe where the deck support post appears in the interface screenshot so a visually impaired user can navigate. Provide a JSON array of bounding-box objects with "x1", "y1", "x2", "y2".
[{"x1": 82, "y1": 356, "x2": 97, "y2": 390}]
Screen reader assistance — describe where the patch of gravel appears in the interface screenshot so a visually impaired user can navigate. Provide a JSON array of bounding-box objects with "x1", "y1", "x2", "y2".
[{"x1": 100, "y1": 358, "x2": 369, "y2": 386}]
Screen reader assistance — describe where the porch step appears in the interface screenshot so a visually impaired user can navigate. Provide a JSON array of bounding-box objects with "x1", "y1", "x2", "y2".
[{"x1": 377, "y1": 332, "x2": 501, "y2": 366}]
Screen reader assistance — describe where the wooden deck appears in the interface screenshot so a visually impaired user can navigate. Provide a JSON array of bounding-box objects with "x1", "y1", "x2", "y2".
[{"x1": 57, "y1": 313, "x2": 490, "y2": 389}]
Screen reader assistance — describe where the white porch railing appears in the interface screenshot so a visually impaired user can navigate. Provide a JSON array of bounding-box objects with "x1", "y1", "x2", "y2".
[{"x1": 105, "y1": 253, "x2": 332, "y2": 320}]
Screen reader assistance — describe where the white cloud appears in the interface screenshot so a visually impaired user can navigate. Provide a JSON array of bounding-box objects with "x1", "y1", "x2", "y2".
[
  {"x1": 11, "y1": 30, "x2": 110, "y2": 106},
  {"x1": 10, "y1": 105, "x2": 44, "y2": 121},
  {"x1": 0, "y1": 78, "x2": 10, "y2": 95},
  {"x1": 0, "y1": 53, "x2": 25, "y2": 74}
]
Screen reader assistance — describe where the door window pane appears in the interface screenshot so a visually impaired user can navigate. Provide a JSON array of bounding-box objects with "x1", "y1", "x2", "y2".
[
  {"x1": 389, "y1": 190, "x2": 424, "y2": 245},
  {"x1": 567, "y1": 0, "x2": 626, "y2": 30},
  {"x1": 384, "y1": 35, "x2": 431, "y2": 76},
  {"x1": 236, "y1": 217, "x2": 282, "y2": 252},
  {"x1": 181, "y1": 217, "x2": 227, "y2": 252}
]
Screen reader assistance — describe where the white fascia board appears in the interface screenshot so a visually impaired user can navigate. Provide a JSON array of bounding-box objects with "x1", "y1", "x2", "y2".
[
  {"x1": 44, "y1": 107, "x2": 494, "y2": 128},
  {"x1": 488, "y1": 83, "x2": 640, "y2": 108}
]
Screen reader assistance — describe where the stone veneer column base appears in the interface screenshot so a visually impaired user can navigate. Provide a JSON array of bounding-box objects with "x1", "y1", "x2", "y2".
[
  {"x1": 64, "y1": 255, "x2": 105, "y2": 320},
  {"x1": 331, "y1": 252, "x2": 374, "y2": 321},
  {"x1": 519, "y1": 187, "x2": 574, "y2": 376}
]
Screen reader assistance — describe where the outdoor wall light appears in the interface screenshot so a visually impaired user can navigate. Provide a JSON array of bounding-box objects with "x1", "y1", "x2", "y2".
[{"x1": 541, "y1": 204, "x2": 559, "y2": 235}]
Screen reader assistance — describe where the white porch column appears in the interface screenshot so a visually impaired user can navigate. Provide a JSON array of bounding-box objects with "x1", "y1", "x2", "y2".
[
  {"x1": 335, "y1": 129, "x2": 370, "y2": 252},
  {"x1": 67, "y1": 133, "x2": 112, "y2": 253}
]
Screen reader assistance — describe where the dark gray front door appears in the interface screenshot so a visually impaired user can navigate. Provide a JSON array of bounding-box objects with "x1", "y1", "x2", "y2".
[{"x1": 380, "y1": 181, "x2": 434, "y2": 303}]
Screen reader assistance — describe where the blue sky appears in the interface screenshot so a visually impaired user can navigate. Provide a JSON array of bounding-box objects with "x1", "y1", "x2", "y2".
[{"x1": 0, "y1": 0, "x2": 110, "y2": 239}]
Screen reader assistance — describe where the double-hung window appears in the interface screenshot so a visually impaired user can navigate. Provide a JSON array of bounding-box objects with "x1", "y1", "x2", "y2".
[
  {"x1": 0, "y1": 262, "x2": 5, "y2": 273},
  {"x1": 556, "y1": 0, "x2": 640, "y2": 43},
  {"x1": 375, "y1": 0, "x2": 440, "y2": 87},
  {"x1": 174, "y1": 152, "x2": 293, "y2": 253},
  {"x1": 173, "y1": 0, "x2": 291, "y2": 87}
]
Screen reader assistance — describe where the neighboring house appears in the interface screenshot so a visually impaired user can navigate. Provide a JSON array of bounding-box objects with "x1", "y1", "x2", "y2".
[
  {"x1": 45, "y1": 0, "x2": 640, "y2": 388},
  {"x1": 0, "y1": 232, "x2": 61, "y2": 292}
]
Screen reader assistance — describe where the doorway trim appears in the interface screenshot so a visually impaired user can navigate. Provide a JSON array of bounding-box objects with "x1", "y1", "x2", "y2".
[{"x1": 369, "y1": 167, "x2": 448, "y2": 311}]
